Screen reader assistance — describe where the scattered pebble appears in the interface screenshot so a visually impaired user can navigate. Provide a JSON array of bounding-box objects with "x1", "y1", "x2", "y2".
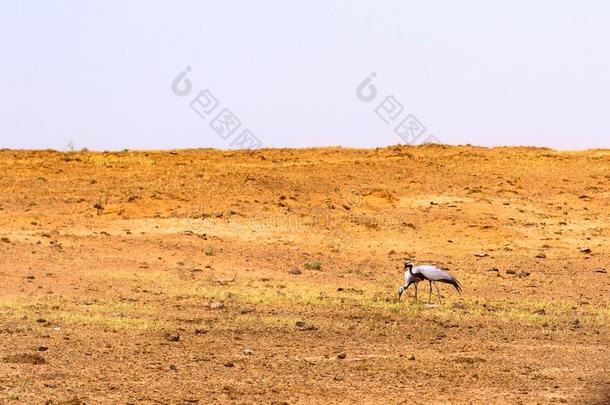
[
  {"x1": 408, "y1": 354, "x2": 416, "y2": 361},
  {"x1": 295, "y1": 320, "x2": 319, "y2": 331},
  {"x1": 288, "y1": 268, "x2": 302, "y2": 275},
  {"x1": 474, "y1": 251, "x2": 489, "y2": 257},
  {"x1": 165, "y1": 334, "x2": 180, "y2": 342},
  {"x1": 579, "y1": 247, "x2": 592, "y2": 254},
  {"x1": 243, "y1": 348, "x2": 254, "y2": 356},
  {"x1": 209, "y1": 302, "x2": 224, "y2": 310},
  {"x1": 337, "y1": 352, "x2": 347, "y2": 360}
]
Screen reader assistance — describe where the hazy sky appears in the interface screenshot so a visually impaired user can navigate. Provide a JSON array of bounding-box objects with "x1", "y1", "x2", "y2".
[{"x1": 1, "y1": 1, "x2": 609, "y2": 150}]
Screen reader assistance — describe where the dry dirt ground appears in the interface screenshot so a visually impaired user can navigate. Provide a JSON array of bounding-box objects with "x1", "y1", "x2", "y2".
[{"x1": 0, "y1": 145, "x2": 609, "y2": 404}]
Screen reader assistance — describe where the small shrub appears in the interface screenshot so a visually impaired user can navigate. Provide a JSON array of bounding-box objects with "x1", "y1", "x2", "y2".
[
  {"x1": 305, "y1": 261, "x2": 322, "y2": 270},
  {"x1": 205, "y1": 246, "x2": 214, "y2": 256},
  {"x1": 94, "y1": 201, "x2": 104, "y2": 215}
]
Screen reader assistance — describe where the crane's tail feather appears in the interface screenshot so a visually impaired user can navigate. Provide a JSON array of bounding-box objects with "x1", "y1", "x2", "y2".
[
  {"x1": 437, "y1": 278, "x2": 462, "y2": 293},
  {"x1": 452, "y1": 278, "x2": 462, "y2": 293}
]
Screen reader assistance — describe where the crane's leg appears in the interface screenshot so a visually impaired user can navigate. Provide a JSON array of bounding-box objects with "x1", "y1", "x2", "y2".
[
  {"x1": 428, "y1": 281, "x2": 433, "y2": 304},
  {"x1": 435, "y1": 283, "x2": 442, "y2": 304},
  {"x1": 413, "y1": 283, "x2": 418, "y2": 302}
]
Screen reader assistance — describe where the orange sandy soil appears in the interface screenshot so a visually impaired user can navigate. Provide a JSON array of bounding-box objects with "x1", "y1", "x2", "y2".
[{"x1": 0, "y1": 145, "x2": 609, "y2": 404}]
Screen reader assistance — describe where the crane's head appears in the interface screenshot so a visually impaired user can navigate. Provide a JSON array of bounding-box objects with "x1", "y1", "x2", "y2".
[
  {"x1": 398, "y1": 269, "x2": 415, "y2": 300},
  {"x1": 397, "y1": 286, "x2": 405, "y2": 300},
  {"x1": 404, "y1": 261, "x2": 414, "y2": 271}
]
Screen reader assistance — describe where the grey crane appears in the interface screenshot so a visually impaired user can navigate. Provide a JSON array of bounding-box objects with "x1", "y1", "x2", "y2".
[{"x1": 397, "y1": 261, "x2": 462, "y2": 303}]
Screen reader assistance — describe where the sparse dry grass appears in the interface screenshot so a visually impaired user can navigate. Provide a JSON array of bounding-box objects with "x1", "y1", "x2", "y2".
[{"x1": 0, "y1": 146, "x2": 608, "y2": 404}]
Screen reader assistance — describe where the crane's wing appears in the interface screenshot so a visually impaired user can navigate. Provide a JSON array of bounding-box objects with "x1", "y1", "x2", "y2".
[{"x1": 413, "y1": 265, "x2": 462, "y2": 292}]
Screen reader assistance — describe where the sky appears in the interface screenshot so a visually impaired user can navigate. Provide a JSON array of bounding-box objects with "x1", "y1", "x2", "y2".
[{"x1": 1, "y1": 0, "x2": 609, "y2": 151}]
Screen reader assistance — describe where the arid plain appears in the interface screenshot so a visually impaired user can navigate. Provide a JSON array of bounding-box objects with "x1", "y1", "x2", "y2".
[{"x1": 0, "y1": 145, "x2": 609, "y2": 404}]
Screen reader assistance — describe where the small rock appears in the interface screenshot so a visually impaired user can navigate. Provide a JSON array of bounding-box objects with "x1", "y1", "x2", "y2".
[
  {"x1": 288, "y1": 268, "x2": 302, "y2": 275},
  {"x1": 408, "y1": 354, "x2": 416, "y2": 361},
  {"x1": 535, "y1": 253, "x2": 546, "y2": 259},
  {"x1": 579, "y1": 247, "x2": 592, "y2": 254},
  {"x1": 295, "y1": 320, "x2": 318, "y2": 331},
  {"x1": 165, "y1": 334, "x2": 180, "y2": 342},
  {"x1": 169, "y1": 364, "x2": 177, "y2": 371},
  {"x1": 37, "y1": 346, "x2": 48, "y2": 352},
  {"x1": 209, "y1": 302, "x2": 224, "y2": 310},
  {"x1": 337, "y1": 352, "x2": 347, "y2": 360},
  {"x1": 224, "y1": 361, "x2": 235, "y2": 368},
  {"x1": 506, "y1": 269, "x2": 516, "y2": 275},
  {"x1": 474, "y1": 251, "x2": 489, "y2": 258},
  {"x1": 1, "y1": 237, "x2": 10, "y2": 243},
  {"x1": 518, "y1": 271, "x2": 531, "y2": 278},
  {"x1": 593, "y1": 268, "x2": 607, "y2": 274},
  {"x1": 243, "y1": 348, "x2": 254, "y2": 356},
  {"x1": 487, "y1": 267, "x2": 499, "y2": 272}
]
